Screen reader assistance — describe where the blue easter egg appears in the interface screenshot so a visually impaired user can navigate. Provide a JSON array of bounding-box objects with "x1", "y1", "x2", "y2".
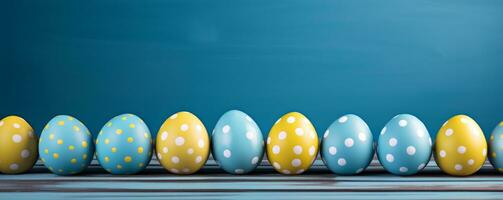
[
  {"x1": 96, "y1": 114, "x2": 152, "y2": 174},
  {"x1": 377, "y1": 114, "x2": 432, "y2": 175},
  {"x1": 211, "y1": 110, "x2": 264, "y2": 174},
  {"x1": 321, "y1": 114, "x2": 374, "y2": 175},
  {"x1": 39, "y1": 115, "x2": 94, "y2": 175},
  {"x1": 489, "y1": 121, "x2": 503, "y2": 172}
]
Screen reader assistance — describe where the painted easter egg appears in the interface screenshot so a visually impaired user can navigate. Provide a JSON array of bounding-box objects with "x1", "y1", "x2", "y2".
[
  {"x1": 156, "y1": 111, "x2": 210, "y2": 174},
  {"x1": 211, "y1": 110, "x2": 264, "y2": 174},
  {"x1": 377, "y1": 114, "x2": 432, "y2": 175},
  {"x1": 435, "y1": 115, "x2": 487, "y2": 176},
  {"x1": 39, "y1": 115, "x2": 94, "y2": 175},
  {"x1": 0, "y1": 116, "x2": 38, "y2": 174},
  {"x1": 489, "y1": 121, "x2": 503, "y2": 172},
  {"x1": 267, "y1": 112, "x2": 318, "y2": 175},
  {"x1": 321, "y1": 114, "x2": 374, "y2": 175},
  {"x1": 96, "y1": 114, "x2": 152, "y2": 175}
]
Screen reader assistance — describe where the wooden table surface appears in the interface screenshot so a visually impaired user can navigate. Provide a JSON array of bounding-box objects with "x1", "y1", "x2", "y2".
[{"x1": 2, "y1": 159, "x2": 503, "y2": 200}]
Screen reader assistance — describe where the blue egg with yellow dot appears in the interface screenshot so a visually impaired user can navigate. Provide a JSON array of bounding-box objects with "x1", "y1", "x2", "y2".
[
  {"x1": 96, "y1": 114, "x2": 152, "y2": 175},
  {"x1": 39, "y1": 115, "x2": 94, "y2": 175},
  {"x1": 489, "y1": 121, "x2": 503, "y2": 172},
  {"x1": 212, "y1": 110, "x2": 264, "y2": 174}
]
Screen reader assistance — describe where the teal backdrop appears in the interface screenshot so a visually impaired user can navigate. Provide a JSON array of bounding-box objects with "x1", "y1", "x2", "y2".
[{"x1": 3, "y1": 0, "x2": 503, "y2": 140}]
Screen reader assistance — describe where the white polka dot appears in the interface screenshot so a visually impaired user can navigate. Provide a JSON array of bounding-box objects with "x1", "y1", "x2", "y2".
[
  {"x1": 13, "y1": 123, "x2": 20, "y2": 129},
  {"x1": 461, "y1": 117, "x2": 468, "y2": 124},
  {"x1": 399, "y1": 167, "x2": 408, "y2": 172},
  {"x1": 418, "y1": 163, "x2": 425, "y2": 170},
  {"x1": 171, "y1": 156, "x2": 180, "y2": 164},
  {"x1": 246, "y1": 131, "x2": 256, "y2": 140},
  {"x1": 439, "y1": 150, "x2": 446, "y2": 157},
  {"x1": 12, "y1": 134, "x2": 22, "y2": 143},
  {"x1": 293, "y1": 145, "x2": 303, "y2": 155},
  {"x1": 170, "y1": 114, "x2": 178, "y2": 119},
  {"x1": 157, "y1": 153, "x2": 162, "y2": 159},
  {"x1": 324, "y1": 130, "x2": 329, "y2": 138},
  {"x1": 381, "y1": 127, "x2": 387, "y2": 135},
  {"x1": 399, "y1": 120, "x2": 408, "y2": 127},
  {"x1": 295, "y1": 128, "x2": 304, "y2": 136},
  {"x1": 278, "y1": 131, "x2": 287, "y2": 140},
  {"x1": 222, "y1": 125, "x2": 230, "y2": 134},
  {"x1": 468, "y1": 159, "x2": 475, "y2": 165},
  {"x1": 328, "y1": 146, "x2": 337, "y2": 155},
  {"x1": 267, "y1": 137, "x2": 271, "y2": 144},
  {"x1": 175, "y1": 137, "x2": 185, "y2": 146},
  {"x1": 388, "y1": 138, "x2": 397, "y2": 147},
  {"x1": 182, "y1": 168, "x2": 190, "y2": 173},
  {"x1": 291, "y1": 159, "x2": 301, "y2": 167},
  {"x1": 272, "y1": 145, "x2": 280, "y2": 154},
  {"x1": 287, "y1": 116, "x2": 295, "y2": 123},
  {"x1": 198, "y1": 139, "x2": 205, "y2": 148},
  {"x1": 223, "y1": 149, "x2": 232, "y2": 158},
  {"x1": 251, "y1": 156, "x2": 259, "y2": 165},
  {"x1": 162, "y1": 147, "x2": 169, "y2": 153},
  {"x1": 9, "y1": 163, "x2": 19, "y2": 170},
  {"x1": 296, "y1": 169, "x2": 305, "y2": 174},
  {"x1": 187, "y1": 148, "x2": 194, "y2": 154},
  {"x1": 234, "y1": 169, "x2": 244, "y2": 174},
  {"x1": 180, "y1": 124, "x2": 189, "y2": 132},
  {"x1": 417, "y1": 130, "x2": 425, "y2": 138},
  {"x1": 195, "y1": 156, "x2": 202, "y2": 163},
  {"x1": 309, "y1": 146, "x2": 316, "y2": 156},
  {"x1": 309, "y1": 131, "x2": 315, "y2": 139},
  {"x1": 483, "y1": 148, "x2": 487, "y2": 156},
  {"x1": 282, "y1": 170, "x2": 291, "y2": 174},
  {"x1": 28, "y1": 131, "x2": 33, "y2": 138},
  {"x1": 0, "y1": 121, "x2": 3, "y2": 126},
  {"x1": 457, "y1": 146, "x2": 466, "y2": 154},
  {"x1": 196, "y1": 125, "x2": 202, "y2": 131},
  {"x1": 21, "y1": 149, "x2": 30, "y2": 158},
  {"x1": 406, "y1": 146, "x2": 416, "y2": 156},
  {"x1": 454, "y1": 164, "x2": 463, "y2": 171},
  {"x1": 338, "y1": 116, "x2": 348, "y2": 123},
  {"x1": 161, "y1": 131, "x2": 168, "y2": 141},
  {"x1": 337, "y1": 158, "x2": 346, "y2": 166},
  {"x1": 344, "y1": 138, "x2": 354, "y2": 147},
  {"x1": 386, "y1": 154, "x2": 394, "y2": 162},
  {"x1": 273, "y1": 162, "x2": 281, "y2": 169},
  {"x1": 358, "y1": 133, "x2": 367, "y2": 142},
  {"x1": 445, "y1": 129, "x2": 453, "y2": 136},
  {"x1": 170, "y1": 168, "x2": 179, "y2": 173}
]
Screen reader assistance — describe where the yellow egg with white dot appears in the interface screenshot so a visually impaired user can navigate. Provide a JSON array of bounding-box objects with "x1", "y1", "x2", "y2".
[
  {"x1": 267, "y1": 112, "x2": 319, "y2": 175},
  {"x1": 0, "y1": 116, "x2": 38, "y2": 174},
  {"x1": 434, "y1": 115, "x2": 487, "y2": 176},
  {"x1": 156, "y1": 111, "x2": 210, "y2": 174}
]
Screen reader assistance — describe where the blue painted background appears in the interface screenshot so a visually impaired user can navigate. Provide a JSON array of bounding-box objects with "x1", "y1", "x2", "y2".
[{"x1": 3, "y1": 0, "x2": 503, "y2": 140}]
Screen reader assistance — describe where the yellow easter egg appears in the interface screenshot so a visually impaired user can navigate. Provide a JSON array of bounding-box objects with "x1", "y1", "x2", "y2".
[
  {"x1": 156, "y1": 111, "x2": 209, "y2": 174},
  {"x1": 266, "y1": 112, "x2": 318, "y2": 175},
  {"x1": 434, "y1": 115, "x2": 487, "y2": 176},
  {"x1": 0, "y1": 116, "x2": 38, "y2": 174}
]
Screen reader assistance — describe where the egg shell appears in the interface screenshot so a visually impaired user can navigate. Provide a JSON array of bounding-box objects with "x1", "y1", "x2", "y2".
[
  {"x1": 377, "y1": 114, "x2": 431, "y2": 175},
  {"x1": 156, "y1": 111, "x2": 210, "y2": 174},
  {"x1": 96, "y1": 114, "x2": 152, "y2": 175},
  {"x1": 211, "y1": 110, "x2": 264, "y2": 174},
  {"x1": 0, "y1": 116, "x2": 38, "y2": 174},
  {"x1": 321, "y1": 114, "x2": 374, "y2": 175},
  {"x1": 434, "y1": 115, "x2": 487, "y2": 176},
  {"x1": 266, "y1": 112, "x2": 318, "y2": 175},
  {"x1": 489, "y1": 121, "x2": 503, "y2": 172},
  {"x1": 39, "y1": 115, "x2": 94, "y2": 175}
]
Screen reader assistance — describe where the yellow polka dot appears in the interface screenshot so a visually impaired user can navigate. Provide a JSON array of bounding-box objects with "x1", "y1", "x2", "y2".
[
  {"x1": 129, "y1": 123, "x2": 136, "y2": 128},
  {"x1": 53, "y1": 153, "x2": 59, "y2": 159},
  {"x1": 95, "y1": 139, "x2": 99, "y2": 144},
  {"x1": 49, "y1": 134, "x2": 55, "y2": 140},
  {"x1": 116, "y1": 129, "x2": 123, "y2": 135},
  {"x1": 105, "y1": 139, "x2": 110, "y2": 144},
  {"x1": 144, "y1": 133, "x2": 148, "y2": 138},
  {"x1": 121, "y1": 116, "x2": 127, "y2": 121},
  {"x1": 71, "y1": 158, "x2": 77, "y2": 164},
  {"x1": 106, "y1": 122, "x2": 112, "y2": 127},
  {"x1": 138, "y1": 163, "x2": 144, "y2": 167},
  {"x1": 58, "y1": 121, "x2": 65, "y2": 126},
  {"x1": 127, "y1": 137, "x2": 134, "y2": 143},
  {"x1": 124, "y1": 156, "x2": 132, "y2": 163},
  {"x1": 44, "y1": 125, "x2": 49, "y2": 130},
  {"x1": 117, "y1": 164, "x2": 123, "y2": 169},
  {"x1": 83, "y1": 154, "x2": 88, "y2": 160},
  {"x1": 491, "y1": 135, "x2": 495, "y2": 141},
  {"x1": 104, "y1": 156, "x2": 110, "y2": 163},
  {"x1": 68, "y1": 145, "x2": 75, "y2": 150},
  {"x1": 44, "y1": 149, "x2": 49, "y2": 154},
  {"x1": 57, "y1": 139, "x2": 64, "y2": 145},
  {"x1": 492, "y1": 152, "x2": 497, "y2": 158},
  {"x1": 82, "y1": 141, "x2": 88, "y2": 148},
  {"x1": 500, "y1": 121, "x2": 503, "y2": 127},
  {"x1": 73, "y1": 126, "x2": 80, "y2": 132},
  {"x1": 99, "y1": 130, "x2": 103, "y2": 135},
  {"x1": 137, "y1": 147, "x2": 144, "y2": 154},
  {"x1": 67, "y1": 116, "x2": 74, "y2": 121},
  {"x1": 112, "y1": 147, "x2": 117, "y2": 153},
  {"x1": 500, "y1": 134, "x2": 503, "y2": 139}
]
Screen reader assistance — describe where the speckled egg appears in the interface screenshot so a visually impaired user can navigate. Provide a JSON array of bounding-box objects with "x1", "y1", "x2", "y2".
[
  {"x1": 156, "y1": 111, "x2": 210, "y2": 174},
  {"x1": 96, "y1": 114, "x2": 152, "y2": 175},
  {"x1": 489, "y1": 121, "x2": 503, "y2": 172},
  {"x1": 0, "y1": 116, "x2": 38, "y2": 174},
  {"x1": 39, "y1": 115, "x2": 94, "y2": 175},
  {"x1": 211, "y1": 110, "x2": 264, "y2": 174},
  {"x1": 435, "y1": 115, "x2": 487, "y2": 176},
  {"x1": 377, "y1": 114, "x2": 431, "y2": 175},
  {"x1": 321, "y1": 114, "x2": 374, "y2": 175},
  {"x1": 267, "y1": 112, "x2": 318, "y2": 175}
]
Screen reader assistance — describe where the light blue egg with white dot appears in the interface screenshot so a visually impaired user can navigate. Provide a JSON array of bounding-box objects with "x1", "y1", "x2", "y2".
[
  {"x1": 377, "y1": 114, "x2": 431, "y2": 176},
  {"x1": 39, "y1": 115, "x2": 94, "y2": 175},
  {"x1": 489, "y1": 122, "x2": 503, "y2": 172},
  {"x1": 321, "y1": 114, "x2": 374, "y2": 175},
  {"x1": 96, "y1": 114, "x2": 152, "y2": 175},
  {"x1": 211, "y1": 110, "x2": 264, "y2": 174}
]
